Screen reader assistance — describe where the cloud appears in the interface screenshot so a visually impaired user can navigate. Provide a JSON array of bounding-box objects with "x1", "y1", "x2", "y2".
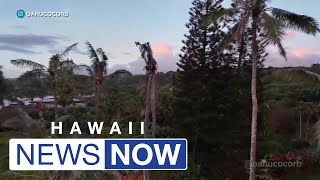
[
  {"x1": 284, "y1": 31, "x2": 296, "y2": 40},
  {"x1": 9, "y1": 25, "x2": 28, "y2": 30},
  {"x1": 106, "y1": 52, "x2": 117, "y2": 59},
  {"x1": 109, "y1": 43, "x2": 179, "y2": 74},
  {"x1": 152, "y1": 43, "x2": 174, "y2": 57},
  {"x1": 265, "y1": 47, "x2": 320, "y2": 67},
  {"x1": 0, "y1": 45, "x2": 38, "y2": 54},
  {"x1": 109, "y1": 60, "x2": 146, "y2": 74},
  {"x1": 73, "y1": 47, "x2": 87, "y2": 55},
  {"x1": 287, "y1": 47, "x2": 320, "y2": 57},
  {"x1": 0, "y1": 33, "x2": 67, "y2": 54},
  {"x1": 48, "y1": 45, "x2": 87, "y2": 56},
  {"x1": 122, "y1": 52, "x2": 133, "y2": 56}
]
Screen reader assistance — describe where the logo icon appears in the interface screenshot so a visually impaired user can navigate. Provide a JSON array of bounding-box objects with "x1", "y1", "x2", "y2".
[{"x1": 17, "y1": 10, "x2": 25, "y2": 18}]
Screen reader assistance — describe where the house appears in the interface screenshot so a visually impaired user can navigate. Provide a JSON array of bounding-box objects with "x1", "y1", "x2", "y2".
[
  {"x1": 72, "y1": 95, "x2": 94, "y2": 107},
  {"x1": 33, "y1": 96, "x2": 57, "y2": 108},
  {"x1": 0, "y1": 95, "x2": 95, "y2": 110}
]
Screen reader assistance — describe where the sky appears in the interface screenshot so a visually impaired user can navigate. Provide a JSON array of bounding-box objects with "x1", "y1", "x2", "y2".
[{"x1": 0, "y1": 0, "x2": 320, "y2": 78}]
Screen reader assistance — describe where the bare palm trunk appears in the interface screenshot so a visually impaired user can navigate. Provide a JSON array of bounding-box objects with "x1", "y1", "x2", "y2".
[
  {"x1": 143, "y1": 170, "x2": 149, "y2": 180},
  {"x1": 249, "y1": 17, "x2": 258, "y2": 180},
  {"x1": 299, "y1": 111, "x2": 302, "y2": 138},
  {"x1": 150, "y1": 73, "x2": 157, "y2": 138},
  {"x1": 95, "y1": 84, "x2": 101, "y2": 121},
  {"x1": 117, "y1": 108, "x2": 121, "y2": 121},
  {"x1": 53, "y1": 79, "x2": 58, "y2": 120},
  {"x1": 143, "y1": 74, "x2": 152, "y2": 180},
  {"x1": 306, "y1": 114, "x2": 310, "y2": 139},
  {"x1": 144, "y1": 74, "x2": 152, "y2": 137}
]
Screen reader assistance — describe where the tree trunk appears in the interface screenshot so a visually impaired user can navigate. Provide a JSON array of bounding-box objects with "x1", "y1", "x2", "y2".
[
  {"x1": 306, "y1": 114, "x2": 310, "y2": 139},
  {"x1": 143, "y1": 170, "x2": 149, "y2": 180},
  {"x1": 192, "y1": 115, "x2": 199, "y2": 161},
  {"x1": 95, "y1": 84, "x2": 101, "y2": 121},
  {"x1": 237, "y1": 39, "x2": 245, "y2": 74},
  {"x1": 299, "y1": 111, "x2": 302, "y2": 138},
  {"x1": 249, "y1": 17, "x2": 258, "y2": 180},
  {"x1": 53, "y1": 79, "x2": 58, "y2": 120},
  {"x1": 150, "y1": 73, "x2": 157, "y2": 138},
  {"x1": 143, "y1": 74, "x2": 152, "y2": 180},
  {"x1": 144, "y1": 74, "x2": 152, "y2": 138},
  {"x1": 117, "y1": 108, "x2": 121, "y2": 121}
]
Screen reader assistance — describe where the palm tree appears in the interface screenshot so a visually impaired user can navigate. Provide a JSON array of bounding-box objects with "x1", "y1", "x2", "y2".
[
  {"x1": 135, "y1": 42, "x2": 158, "y2": 180},
  {"x1": 274, "y1": 67, "x2": 320, "y2": 143},
  {"x1": 207, "y1": 1, "x2": 320, "y2": 179},
  {"x1": 135, "y1": 42, "x2": 158, "y2": 138},
  {"x1": 81, "y1": 41, "x2": 108, "y2": 121},
  {"x1": 11, "y1": 43, "x2": 78, "y2": 120}
]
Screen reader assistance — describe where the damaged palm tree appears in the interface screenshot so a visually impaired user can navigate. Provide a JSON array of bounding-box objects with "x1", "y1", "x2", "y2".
[
  {"x1": 135, "y1": 42, "x2": 157, "y2": 180},
  {"x1": 135, "y1": 42, "x2": 158, "y2": 138}
]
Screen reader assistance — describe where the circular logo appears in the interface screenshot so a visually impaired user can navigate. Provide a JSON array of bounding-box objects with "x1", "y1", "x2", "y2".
[{"x1": 17, "y1": 9, "x2": 26, "y2": 18}]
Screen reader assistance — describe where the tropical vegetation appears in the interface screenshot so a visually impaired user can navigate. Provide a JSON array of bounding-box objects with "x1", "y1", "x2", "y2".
[{"x1": 1, "y1": 0, "x2": 320, "y2": 180}]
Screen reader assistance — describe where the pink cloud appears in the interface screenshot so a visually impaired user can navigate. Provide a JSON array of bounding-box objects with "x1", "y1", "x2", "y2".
[
  {"x1": 287, "y1": 47, "x2": 320, "y2": 57},
  {"x1": 287, "y1": 47, "x2": 310, "y2": 57},
  {"x1": 265, "y1": 46, "x2": 320, "y2": 67},
  {"x1": 152, "y1": 43, "x2": 174, "y2": 57},
  {"x1": 284, "y1": 31, "x2": 296, "y2": 40},
  {"x1": 109, "y1": 43, "x2": 179, "y2": 74}
]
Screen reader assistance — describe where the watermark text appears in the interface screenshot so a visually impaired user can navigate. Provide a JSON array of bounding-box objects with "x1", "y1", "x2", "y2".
[
  {"x1": 17, "y1": 10, "x2": 69, "y2": 18},
  {"x1": 244, "y1": 160, "x2": 302, "y2": 169}
]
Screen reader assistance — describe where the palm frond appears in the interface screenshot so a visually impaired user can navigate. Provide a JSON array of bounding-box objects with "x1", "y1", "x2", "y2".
[
  {"x1": 313, "y1": 120, "x2": 320, "y2": 148},
  {"x1": 17, "y1": 69, "x2": 48, "y2": 80},
  {"x1": 135, "y1": 42, "x2": 148, "y2": 64},
  {"x1": 48, "y1": 55, "x2": 60, "y2": 72},
  {"x1": 11, "y1": 59, "x2": 47, "y2": 70},
  {"x1": 96, "y1": 48, "x2": 108, "y2": 61},
  {"x1": 60, "y1": 59, "x2": 76, "y2": 69},
  {"x1": 77, "y1": 64, "x2": 95, "y2": 78},
  {"x1": 271, "y1": 8, "x2": 320, "y2": 35},
  {"x1": 203, "y1": 7, "x2": 240, "y2": 26},
  {"x1": 85, "y1": 41, "x2": 99, "y2": 63},
  {"x1": 273, "y1": 68, "x2": 320, "y2": 82},
  {"x1": 261, "y1": 12, "x2": 287, "y2": 60},
  {"x1": 261, "y1": 12, "x2": 286, "y2": 43},
  {"x1": 276, "y1": 41, "x2": 287, "y2": 60},
  {"x1": 60, "y1": 43, "x2": 78, "y2": 57},
  {"x1": 234, "y1": 12, "x2": 250, "y2": 42},
  {"x1": 216, "y1": 23, "x2": 239, "y2": 50},
  {"x1": 75, "y1": 64, "x2": 91, "y2": 70},
  {"x1": 98, "y1": 61, "x2": 108, "y2": 75}
]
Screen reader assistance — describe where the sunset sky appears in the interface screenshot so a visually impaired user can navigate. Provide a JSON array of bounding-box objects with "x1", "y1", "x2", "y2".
[{"x1": 0, "y1": 0, "x2": 320, "y2": 77}]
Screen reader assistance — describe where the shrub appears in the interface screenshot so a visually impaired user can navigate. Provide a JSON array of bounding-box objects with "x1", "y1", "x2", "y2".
[{"x1": 268, "y1": 149, "x2": 320, "y2": 179}]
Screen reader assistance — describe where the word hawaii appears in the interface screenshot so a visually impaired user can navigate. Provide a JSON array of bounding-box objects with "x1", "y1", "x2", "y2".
[{"x1": 51, "y1": 122, "x2": 144, "y2": 135}]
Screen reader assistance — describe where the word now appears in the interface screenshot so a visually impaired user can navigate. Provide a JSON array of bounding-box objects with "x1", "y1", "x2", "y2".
[{"x1": 9, "y1": 138, "x2": 187, "y2": 170}]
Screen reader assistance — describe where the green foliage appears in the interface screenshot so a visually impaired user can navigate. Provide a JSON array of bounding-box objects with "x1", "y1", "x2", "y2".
[
  {"x1": 152, "y1": 157, "x2": 203, "y2": 180},
  {"x1": 0, "y1": 0, "x2": 319, "y2": 178},
  {"x1": 174, "y1": 0, "x2": 253, "y2": 178},
  {"x1": 0, "y1": 69, "x2": 7, "y2": 106},
  {"x1": 260, "y1": 136, "x2": 311, "y2": 157}
]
